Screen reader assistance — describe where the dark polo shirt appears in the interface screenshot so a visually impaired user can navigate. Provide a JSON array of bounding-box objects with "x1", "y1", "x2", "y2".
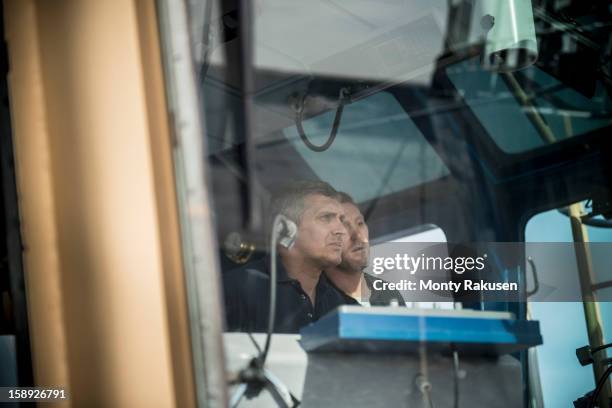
[
  {"x1": 223, "y1": 257, "x2": 358, "y2": 333},
  {"x1": 364, "y1": 273, "x2": 406, "y2": 306}
]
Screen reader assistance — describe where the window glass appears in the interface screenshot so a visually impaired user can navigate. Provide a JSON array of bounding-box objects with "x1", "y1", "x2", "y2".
[
  {"x1": 207, "y1": 0, "x2": 449, "y2": 84},
  {"x1": 525, "y1": 204, "x2": 612, "y2": 407},
  {"x1": 372, "y1": 225, "x2": 453, "y2": 310},
  {"x1": 177, "y1": 0, "x2": 612, "y2": 404},
  {"x1": 447, "y1": 58, "x2": 612, "y2": 154},
  {"x1": 282, "y1": 92, "x2": 450, "y2": 203}
]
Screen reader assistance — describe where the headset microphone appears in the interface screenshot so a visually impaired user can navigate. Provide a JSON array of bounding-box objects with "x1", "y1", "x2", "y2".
[{"x1": 275, "y1": 215, "x2": 298, "y2": 249}]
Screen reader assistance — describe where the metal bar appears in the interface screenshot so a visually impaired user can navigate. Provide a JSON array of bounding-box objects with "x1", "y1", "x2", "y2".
[
  {"x1": 592, "y1": 280, "x2": 612, "y2": 291},
  {"x1": 155, "y1": 0, "x2": 229, "y2": 406},
  {"x1": 502, "y1": 72, "x2": 557, "y2": 144},
  {"x1": 504, "y1": 74, "x2": 609, "y2": 407},
  {"x1": 224, "y1": 0, "x2": 262, "y2": 233},
  {"x1": 532, "y1": 8, "x2": 600, "y2": 50},
  {"x1": 569, "y1": 203, "x2": 610, "y2": 408}
]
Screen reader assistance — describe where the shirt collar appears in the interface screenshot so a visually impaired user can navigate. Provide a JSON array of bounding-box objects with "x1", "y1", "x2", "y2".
[
  {"x1": 363, "y1": 273, "x2": 376, "y2": 289},
  {"x1": 276, "y1": 260, "x2": 293, "y2": 283},
  {"x1": 265, "y1": 255, "x2": 338, "y2": 287},
  {"x1": 322, "y1": 272, "x2": 363, "y2": 303}
]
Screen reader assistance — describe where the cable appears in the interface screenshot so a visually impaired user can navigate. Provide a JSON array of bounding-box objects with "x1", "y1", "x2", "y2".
[
  {"x1": 260, "y1": 215, "x2": 283, "y2": 365},
  {"x1": 558, "y1": 207, "x2": 612, "y2": 229},
  {"x1": 247, "y1": 332, "x2": 262, "y2": 355},
  {"x1": 229, "y1": 215, "x2": 300, "y2": 408},
  {"x1": 588, "y1": 364, "x2": 612, "y2": 408},
  {"x1": 526, "y1": 257, "x2": 540, "y2": 297},
  {"x1": 577, "y1": 343, "x2": 612, "y2": 366},
  {"x1": 593, "y1": 342, "x2": 612, "y2": 355},
  {"x1": 247, "y1": 214, "x2": 284, "y2": 366},
  {"x1": 293, "y1": 88, "x2": 350, "y2": 152}
]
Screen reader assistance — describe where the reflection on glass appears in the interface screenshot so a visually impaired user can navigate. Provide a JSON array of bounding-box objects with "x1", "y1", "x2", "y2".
[
  {"x1": 447, "y1": 58, "x2": 612, "y2": 153},
  {"x1": 281, "y1": 92, "x2": 450, "y2": 203}
]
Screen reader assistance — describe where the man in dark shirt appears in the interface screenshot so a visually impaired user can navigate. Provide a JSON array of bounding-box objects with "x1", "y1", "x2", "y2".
[
  {"x1": 325, "y1": 192, "x2": 406, "y2": 306},
  {"x1": 223, "y1": 181, "x2": 358, "y2": 333}
]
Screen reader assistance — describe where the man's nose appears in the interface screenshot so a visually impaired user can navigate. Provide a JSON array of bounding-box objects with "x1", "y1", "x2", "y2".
[
  {"x1": 333, "y1": 218, "x2": 347, "y2": 235},
  {"x1": 354, "y1": 227, "x2": 367, "y2": 243},
  {"x1": 345, "y1": 224, "x2": 359, "y2": 242}
]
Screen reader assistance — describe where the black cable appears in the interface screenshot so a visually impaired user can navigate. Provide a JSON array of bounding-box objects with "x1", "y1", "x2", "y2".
[
  {"x1": 558, "y1": 207, "x2": 612, "y2": 229},
  {"x1": 587, "y1": 364, "x2": 612, "y2": 408},
  {"x1": 526, "y1": 257, "x2": 540, "y2": 297},
  {"x1": 247, "y1": 332, "x2": 262, "y2": 355},
  {"x1": 294, "y1": 88, "x2": 350, "y2": 153},
  {"x1": 579, "y1": 218, "x2": 612, "y2": 228},
  {"x1": 576, "y1": 343, "x2": 612, "y2": 366},
  {"x1": 593, "y1": 342, "x2": 612, "y2": 354}
]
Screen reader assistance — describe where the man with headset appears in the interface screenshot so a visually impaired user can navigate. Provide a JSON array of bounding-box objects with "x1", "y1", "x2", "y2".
[{"x1": 223, "y1": 180, "x2": 358, "y2": 333}]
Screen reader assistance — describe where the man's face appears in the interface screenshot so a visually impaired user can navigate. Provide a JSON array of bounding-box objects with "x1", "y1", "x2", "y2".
[
  {"x1": 291, "y1": 194, "x2": 347, "y2": 268},
  {"x1": 338, "y1": 202, "x2": 369, "y2": 273}
]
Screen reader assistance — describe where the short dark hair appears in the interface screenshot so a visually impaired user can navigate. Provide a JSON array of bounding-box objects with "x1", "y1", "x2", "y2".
[
  {"x1": 336, "y1": 191, "x2": 356, "y2": 206},
  {"x1": 270, "y1": 180, "x2": 340, "y2": 224}
]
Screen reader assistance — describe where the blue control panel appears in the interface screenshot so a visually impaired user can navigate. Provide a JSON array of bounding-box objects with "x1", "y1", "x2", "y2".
[{"x1": 300, "y1": 306, "x2": 542, "y2": 355}]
